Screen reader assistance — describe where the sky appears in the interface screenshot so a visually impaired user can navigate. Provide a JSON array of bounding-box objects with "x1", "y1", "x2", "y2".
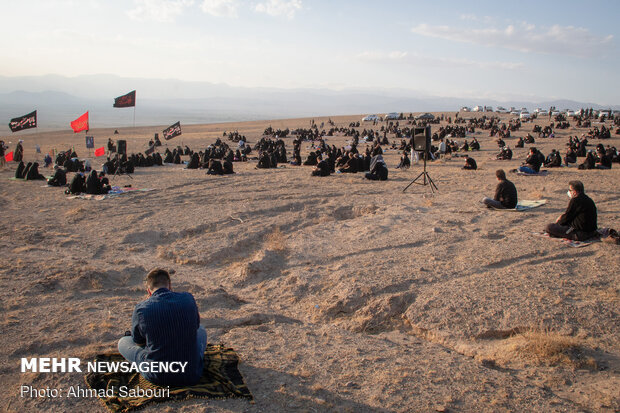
[{"x1": 0, "y1": 0, "x2": 618, "y2": 105}]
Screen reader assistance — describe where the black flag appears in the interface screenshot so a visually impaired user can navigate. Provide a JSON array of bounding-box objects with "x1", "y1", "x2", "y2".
[
  {"x1": 9, "y1": 110, "x2": 37, "y2": 132},
  {"x1": 163, "y1": 122, "x2": 181, "y2": 140},
  {"x1": 113, "y1": 90, "x2": 136, "y2": 108}
]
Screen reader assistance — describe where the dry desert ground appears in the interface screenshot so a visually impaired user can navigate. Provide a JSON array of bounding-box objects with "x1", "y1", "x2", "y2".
[{"x1": 1, "y1": 112, "x2": 619, "y2": 412}]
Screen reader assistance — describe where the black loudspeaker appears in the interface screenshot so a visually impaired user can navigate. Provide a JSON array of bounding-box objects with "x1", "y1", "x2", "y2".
[
  {"x1": 413, "y1": 126, "x2": 431, "y2": 151},
  {"x1": 116, "y1": 140, "x2": 127, "y2": 155}
]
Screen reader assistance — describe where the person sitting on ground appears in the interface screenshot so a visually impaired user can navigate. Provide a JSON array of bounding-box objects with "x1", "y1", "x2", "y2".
[
  {"x1": 595, "y1": 147, "x2": 612, "y2": 169},
  {"x1": 206, "y1": 159, "x2": 224, "y2": 175},
  {"x1": 15, "y1": 161, "x2": 25, "y2": 179},
  {"x1": 339, "y1": 152, "x2": 359, "y2": 173},
  {"x1": 85, "y1": 170, "x2": 106, "y2": 194},
  {"x1": 462, "y1": 155, "x2": 477, "y2": 170},
  {"x1": 365, "y1": 154, "x2": 388, "y2": 181},
  {"x1": 564, "y1": 147, "x2": 577, "y2": 166},
  {"x1": 544, "y1": 180, "x2": 598, "y2": 241},
  {"x1": 118, "y1": 268, "x2": 206, "y2": 387},
  {"x1": 311, "y1": 156, "x2": 331, "y2": 177},
  {"x1": 460, "y1": 140, "x2": 470, "y2": 152},
  {"x1": 303, "y1": 150, "x2": 318, "y2": 166},
  {"x1": 470, "y1": 138, "x2": 480, "y2": 151},
  {"x1": 544, "y1": 149, "x2": 562, "y2": 168},
  {"x1": 257, "y1": 152, "x2": 271, "y2": 169},
  {"x1": 25, "y1": 162, "x2": 45, "y2": 180},
  {"x1": 396, "y1": 151, "x2": 411, "y2": 169},
  {"x1": 222, "y1": 159, "x2": 234, "y2": 174},
  {"x1": 65, "y1": 172, "x2": 85, "y2": 194},
  {"x1": 515, "y1": 136, "x2": 525, "y2": 148},
  {"x1": 186, "y1": 153, "x2": 200, "y2": 169},
  {"x1": 578, "y1": 151, "x2": 596, "y2": 170},
  {"x1": 496, "y1": 146, "x2": 512, "y2": 160},
  {"x1": 481, "y1": 169, "x2": 518, "y2": 209},
  {"x1": 47, "y1": 166, "x2": 67, "y2": 187},
  {"x1": 518, "y1": 147, "x2": 543, "y2": 174}
]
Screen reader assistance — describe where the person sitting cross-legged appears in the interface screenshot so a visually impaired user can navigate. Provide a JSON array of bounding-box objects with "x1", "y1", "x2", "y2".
[
  {"x1": 118, "y1": 268, "x2": 207, "y2": 386},
  {"x1": 481, "y1": 169, "x2": 518, "y2": 209},
  {"x1": 544, "y1": 180, "x2": 598, "y2": 241}
]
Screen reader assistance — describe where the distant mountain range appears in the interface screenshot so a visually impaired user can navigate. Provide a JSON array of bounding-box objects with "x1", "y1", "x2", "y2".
[{"x1": 1, "y1": 74, "x2": 617, "y2": 133}]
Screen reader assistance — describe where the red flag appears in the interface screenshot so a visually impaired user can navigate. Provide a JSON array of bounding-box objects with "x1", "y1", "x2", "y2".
[
  {"x1": 71, "y1": 111, "x2": 89, "y2": 133},
  {"x1": 4, "y1": 151, "x2": 13, "y2": 162},
  {"x1": 94, "y1": 147, "x2": 105, "y2": 157}
]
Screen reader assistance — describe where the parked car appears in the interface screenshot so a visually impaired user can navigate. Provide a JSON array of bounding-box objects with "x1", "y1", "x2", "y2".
[
  {"x1": 415, "y1": 113, "x2": 435, "y2": 120},
  {"x1": 384, "y1": 112, "x2": 399, "y2": 120},
  {"x1": 484, "y1": 106, "x2": 493, "y2": 112},
  {"x1": 565, "y1": 110, "x2": 576, "y2": 117},
  {"x1": 598, "y1": 110, "x2": 612, "y2": 119},
  {"x1": 460, "y1": 106, "x2": 471, "y2": 112},
  {"x1": 362, "y1": 114, "x2": 378, "y2": 122},
  {"x1": 496, "y1": 106, "x2": 508, "y2": 113},
  {"x1": 520, "y1": 111, "x2": 531, "y2": 120},
  {"x1": 473, "y1": 105, "x2": 483, "y2": 112},
  {"x1": 510, "y1": 108, "x2": 521, "y2": 115}
]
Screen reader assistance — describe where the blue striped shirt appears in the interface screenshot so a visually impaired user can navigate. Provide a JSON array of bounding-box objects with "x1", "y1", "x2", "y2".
[{"x1": 131, "y1": 288, "x2": 202, "y2": 386}]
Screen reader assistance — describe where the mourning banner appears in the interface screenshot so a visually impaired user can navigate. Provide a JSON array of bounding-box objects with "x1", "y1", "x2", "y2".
[
  {"x1": 9, "y1": 110, "x2": 37, "y2": 132},
  {"x1": 163, "y1": 121, "x2": 181, "y2": 140},
  {"x1": 113, "y1": 90, "x2": 136, "y2": 108}
]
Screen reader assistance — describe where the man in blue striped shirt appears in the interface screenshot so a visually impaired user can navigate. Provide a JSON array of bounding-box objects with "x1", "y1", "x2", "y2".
[{"x1": 118, "y1": 268, "x2": 207, "y2": 386}]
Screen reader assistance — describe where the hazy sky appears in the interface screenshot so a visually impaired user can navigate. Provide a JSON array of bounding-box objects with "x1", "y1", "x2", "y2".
[{"x1": 1, "y1": 0, "x2": 618, "y2": 104}]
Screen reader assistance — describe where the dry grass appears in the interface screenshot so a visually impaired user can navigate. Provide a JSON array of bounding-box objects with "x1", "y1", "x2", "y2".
[
  {"x1": 265, "y1": 227, "x2": 287, "y2": 251},
  {"x1": 501, "y1": 328, "x2": 597, "y2": 369}
]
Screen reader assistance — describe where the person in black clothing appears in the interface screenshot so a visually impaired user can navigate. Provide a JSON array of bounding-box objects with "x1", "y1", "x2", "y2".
[
  {"x1": 595, "y1": 148, "x2": 612, "y2": 169},
  {"x1": 578, "y1": 151, "x2": 596, "y2": 170},
  {"x1": 518, "y1": 147, "x2": 542, "y2": 174},
  {"x1": 496, "y1": 146, "x2": 512, "y2": 160},
  {"x1": 15, "y1": 161, "x2": 25, "y2": 179},
  {"x1": 47, "y1": 166, "x2": 67, "y2": 186},
  {"x1": 481, "y1": 169, "x2": 518, "y2": 209},
  {"x1": 545, "y1": 181, "x2": 598, "y2": 241},
  {"x1": 515, "y1": 137, "x2": 524, "y2": 148},
  {"x1": 66, "y1": 173, "x2": 85, "y2": 194},
  {"x1": 311, "y1": 156, "x2": 331, "y2": 177},
  {"x1": 462, "y1": 155, "x2": 477, "y2": 170},
  {"x1": 206, "y1": 159, "x2": 224, "y2": 175},
  {"x1": 544, "y1": 149, "x2": 562, "y2": 167},
  {"x1": 564, "y1": 147, "x2": 577, "y2": 166},
  {"x1": 396, "y1": 151, "x2": 410, "y2": 169},
  {"x1": 364, "y1": 154, "x2": 388, "y2": 181},
  {"x1": 24, "y1": 162, "x2": 45, "y2": 180}
]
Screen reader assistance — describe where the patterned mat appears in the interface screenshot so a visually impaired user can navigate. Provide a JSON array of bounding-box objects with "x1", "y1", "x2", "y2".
[
  {"x1": 67, "y1": 186, "x2": 153, "y2": 200},
  {"x1": 84, "y1": 344, "x2": 252, "y2": 412},
  {"x1": 490, "y1": 199, "x2": 547, "y2": 212}
]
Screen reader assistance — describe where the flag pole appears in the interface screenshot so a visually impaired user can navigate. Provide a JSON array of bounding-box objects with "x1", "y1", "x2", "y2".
[{"x1": 133, "y1": 106, "x2": 136, "y2": 129}]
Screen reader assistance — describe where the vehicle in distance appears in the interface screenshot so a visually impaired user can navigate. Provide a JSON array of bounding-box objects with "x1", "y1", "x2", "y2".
[
  {"x1": 473, "y1": 105, "x2": 483, "y2": 112},
  {"x1": 362, "y1": 114, "x2": 379, "y2": 122},
  {"x1": 384, "y1": 112, "x2": 399, "y2": 120},
  {"x1": 415, "y1": 113, "x2": 435, "y2": 120},
  {"x1": 460, "y1": 106, "x2": 471, "y2": 112},
  {"x1": 496, "y1": 106, "x2": 508, "y2": 113},
  {"x1": 520, "y1": 111, "x2": 531, "y2": 120}
]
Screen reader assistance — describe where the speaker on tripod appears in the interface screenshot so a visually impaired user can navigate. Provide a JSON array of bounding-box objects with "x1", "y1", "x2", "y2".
[
  {"x1": 116, "y1": 140, "x2": 127, "y2": 156},
  {"x1": 403, "y1": 125, "x2": 438, "y2": 193}
]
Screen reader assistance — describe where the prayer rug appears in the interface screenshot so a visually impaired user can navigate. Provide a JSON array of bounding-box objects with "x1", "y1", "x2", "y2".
[
  {"x1": 67, "y1": 186, "x2": 153, "y2": 200},
  {"x1": 84, "y1": 344, "x2": 252, "y2": 412},
  {"x1": 516, "y1": 170, "x2": 549, "y2": 176},
  {"x1": 491, "y1": 199, "x2": 547, "y2": 212},
  {"x1": 532, "y1": 231, "x2": 602, "y2": 248}
]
